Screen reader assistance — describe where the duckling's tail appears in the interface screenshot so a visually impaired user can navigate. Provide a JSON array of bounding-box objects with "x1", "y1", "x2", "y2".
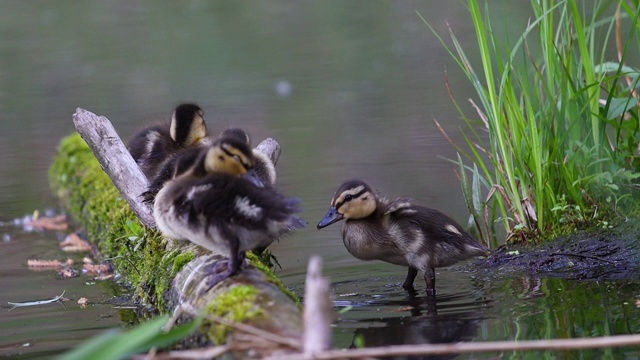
[
  {"x1": 289, "y1": 215, "x2": 307, "y2": 230},
  {"x1": 284, "y1": 197, "x2": 307, "y2": 230}
]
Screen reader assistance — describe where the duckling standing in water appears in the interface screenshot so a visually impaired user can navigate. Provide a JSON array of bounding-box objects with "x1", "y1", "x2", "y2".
[
  {"x1": 317, "y1": 179, "x2": 489, "y2": 295},
  {"x1": 153, "y1": 136, "x2": 304, "y2": 289},
  {"x1": 128, "y1": 103, "x2": 207, "y2": 179}
]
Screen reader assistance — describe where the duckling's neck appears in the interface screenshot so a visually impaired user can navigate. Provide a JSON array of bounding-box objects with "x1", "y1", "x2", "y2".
[{"x1": 191, "y1": 159, "x2": 209, "y2": 177}]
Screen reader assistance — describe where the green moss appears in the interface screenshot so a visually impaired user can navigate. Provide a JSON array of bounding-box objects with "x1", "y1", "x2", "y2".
[
  {"x1": 205, "y1": 285, "x2": 265, "y2": 344},
  {"x1": 171, "y1": 252, "x2": 197, "y2": 275},
  {"x1": 49, "y1": 132, "x2": 300, "y2": 327},
  {"x1": 246, "y1": 251, "x2": 300, "y2": 304},
  {"x1": 49, "y1": 133, "x2": 197, "y2": 311}
]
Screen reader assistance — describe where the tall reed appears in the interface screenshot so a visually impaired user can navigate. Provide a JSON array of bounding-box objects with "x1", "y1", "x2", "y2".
[{"x1": 422, "y1": 0, "x2": 640, "y2": 246}]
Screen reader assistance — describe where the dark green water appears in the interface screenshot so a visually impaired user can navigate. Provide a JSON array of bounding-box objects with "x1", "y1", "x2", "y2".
[{"x1": 2, "y1": 1, "x2": 640, "y2": 358}]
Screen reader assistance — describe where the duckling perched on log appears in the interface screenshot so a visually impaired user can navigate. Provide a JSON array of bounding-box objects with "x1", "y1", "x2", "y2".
[
  {"x1": 153, "y1": 136, "x2": 304, "y2": 289},
  {"x1": 141, "y1": 127, "x2": 274, "y2": 203},
  {"x1": 317, "y1": 179, "x2": 489, "y2": 295},
  {"x1": 128, "y1": 103, "x2": 207, "y2": 179},
  {"x1": 218, "y1": 128, "x2": 276, "y2": 186}
]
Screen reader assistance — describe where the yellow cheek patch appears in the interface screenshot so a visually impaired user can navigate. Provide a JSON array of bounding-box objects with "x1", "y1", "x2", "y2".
[{"x1": 186, "y1": 115, "x2": 207, "y2": 146}]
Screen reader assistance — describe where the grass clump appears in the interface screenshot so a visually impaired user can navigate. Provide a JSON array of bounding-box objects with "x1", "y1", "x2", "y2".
[{"x1": 424, "y1": 0, "x2": 640, "y2": 246}]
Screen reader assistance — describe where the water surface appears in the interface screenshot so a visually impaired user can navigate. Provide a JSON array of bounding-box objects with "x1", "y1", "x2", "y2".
[{"x1": 2, "y1": 1, "x2": 639, "y2": 358}]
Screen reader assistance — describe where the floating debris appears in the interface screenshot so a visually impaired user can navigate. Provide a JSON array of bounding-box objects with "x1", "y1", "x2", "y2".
[
  {"x1": 77, "y1": 297, "x2": 89, "y2": 308},
  {"x1": 8, "y1": 290, "x2": 66, "y2": 311},
  {"x1": 59, "y1": 267, "x2": 79, "y2": 279},
  {"x1": 27, "y1": 259, "x2": 63, "y2": 270},
  {"x1": 94, "y1": 273, "x2": 115, "y2": 281},
  {"x1": 23, "y1": 210, "x2": 68, "y2": 232},
  {"x1": 83, "y1": 263, "x2": 111, "y2": 276},
  {"x1": 60, "y1": 232, "x2": 91, "y2": 252}
]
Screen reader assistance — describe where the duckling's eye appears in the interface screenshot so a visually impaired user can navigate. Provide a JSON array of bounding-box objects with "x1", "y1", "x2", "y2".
[{"x1": 344, "y1": 194, "x2": 353, "y2": 202}]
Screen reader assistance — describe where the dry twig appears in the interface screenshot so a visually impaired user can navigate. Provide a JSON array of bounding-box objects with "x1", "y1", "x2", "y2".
[{"x1": 269, "y1": 333, "x2": 640, "y2": 360}]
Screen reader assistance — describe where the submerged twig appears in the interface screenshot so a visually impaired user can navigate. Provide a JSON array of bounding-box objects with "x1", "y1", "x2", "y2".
[{"x1": 8, "y1": 290, "x2": 66, "y2": 311}]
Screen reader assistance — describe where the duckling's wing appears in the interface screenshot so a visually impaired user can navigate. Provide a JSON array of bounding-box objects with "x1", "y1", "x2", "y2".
[
  {"x1": 142, "y1": 147, "x2": 201, "y2": 203},
  {"x1": 129, "y1": 125, "x2": 171, "y2": 160},
  {"x1": 409, "y1": 207, "x2": 490, "y2": 257},
  {"x1": 190, "y1": 176, "x2": 303, "y2": 232},
  {"x1": 128, "y1": 125, "x2": 179, "y2": 178},
  {"x1": 383, "y1": 196, "x2": 415, "y2": 216}
]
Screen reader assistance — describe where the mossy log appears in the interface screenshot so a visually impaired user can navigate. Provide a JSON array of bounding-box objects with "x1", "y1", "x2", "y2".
[{"x1": 49, "y1": 109, "x2": 302, "y2": 357}]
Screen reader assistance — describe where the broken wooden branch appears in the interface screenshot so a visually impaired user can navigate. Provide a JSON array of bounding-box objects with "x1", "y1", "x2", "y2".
[
  {"x1": 73, "y1": 108, "x2": 156, "y2": 228},
  {"x1": 302, "y1": 256, "x2": 333, "y2": 355},
  {"x1": 255, "y1": 137, "x2": 281, "y2": 166}
]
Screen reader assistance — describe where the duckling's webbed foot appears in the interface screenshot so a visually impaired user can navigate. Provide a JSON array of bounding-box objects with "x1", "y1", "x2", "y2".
[{"x1": 204, "y1": 242, "x2": 243, "y2": 292}]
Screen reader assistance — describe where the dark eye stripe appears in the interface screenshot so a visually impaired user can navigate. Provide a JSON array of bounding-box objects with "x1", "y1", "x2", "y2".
[
  {"x1": 221, "y1": 146, "x2": 251, "y2": 168},
  {"x1": 335, "y1": 189, "x2": 366, "y2": 210}
]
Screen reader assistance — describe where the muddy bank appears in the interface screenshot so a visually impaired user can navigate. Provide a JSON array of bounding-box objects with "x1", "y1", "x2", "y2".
[{"x1": 477, "y1": 221, "x2": 640, "y2": 281}]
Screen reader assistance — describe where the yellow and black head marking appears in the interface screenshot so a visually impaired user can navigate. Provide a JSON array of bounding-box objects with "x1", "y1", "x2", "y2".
[
  {"x1": 170, "y1": 103, "x2": 207, "y2": 146},
  {"x1": 128, "y1": 103, "x2": 209, "y2": 180},
  {"x1": 202, "y1": 137, "x2": 255, "y2": 176},
  {"x1": 317, "y1": 179, "x2": 378, "y2": 229},
  {"x1": 218, "y1": 128, "x2": 277, "y2": 186},
  {"x1": 219, "y1": 127, "x2": 251, "y2": 144}
]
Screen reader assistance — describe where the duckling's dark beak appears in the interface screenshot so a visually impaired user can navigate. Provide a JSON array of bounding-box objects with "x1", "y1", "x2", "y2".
[
  {"x1": 317, "y1": 207, "x2": 344, "y2": 229},
  {"x1": 242, "y1": 169, "x2": 266, "y2": 188}
]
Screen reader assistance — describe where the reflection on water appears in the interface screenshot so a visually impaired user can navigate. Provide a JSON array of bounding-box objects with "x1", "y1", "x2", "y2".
[{"x1": 3, "y1": 1, "x2": 640, "y2": 358}]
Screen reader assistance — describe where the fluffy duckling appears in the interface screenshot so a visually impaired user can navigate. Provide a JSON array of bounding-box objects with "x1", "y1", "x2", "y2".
[
  {"x1": 219, "y1": 128, "x2": 276, "y2": 186},
  {"x1": 141, "y1": 127, "x2": 271, "y2": 203},
  {"x1": 317, "y1": 179, "x2": 489, "y2": 295},
  {"x1": 128, "y1": 103, "x2": 207, "y2": 179},
  {"x1": 153, "y1": 136, "x2": 304, "y2": 289}
]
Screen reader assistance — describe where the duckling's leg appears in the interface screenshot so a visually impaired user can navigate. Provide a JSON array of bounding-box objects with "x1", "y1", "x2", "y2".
[
  {"x1": 205, "y1": 240, "x2": 242, "y2": 292},
  {"x1": 402, "y1": 267, "x2": 418, "y2": 290},
  {"x1": 424, "y1": 266, "x2": 436, "y2": 296}
]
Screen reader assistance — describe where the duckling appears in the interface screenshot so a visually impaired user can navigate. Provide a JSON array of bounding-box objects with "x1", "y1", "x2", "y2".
[
  {"x1": 153, "y1": 136, "x2": 304, "y2": 289},
  {"x1": 141, "y1": 127, "x2": 271, "y2": 203},
  {"x1": 141, "y1": 145, "x2": 204, "y2": 203},
  {"x1": 219, "y1": 128, "x2": 276, "y2": 186},
  {"x1": 128, "y1": 103, "x2": 207, "y2": 179},
  {"x1": 317, "y1": 179, "x2": 489, "y2": 295}
]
